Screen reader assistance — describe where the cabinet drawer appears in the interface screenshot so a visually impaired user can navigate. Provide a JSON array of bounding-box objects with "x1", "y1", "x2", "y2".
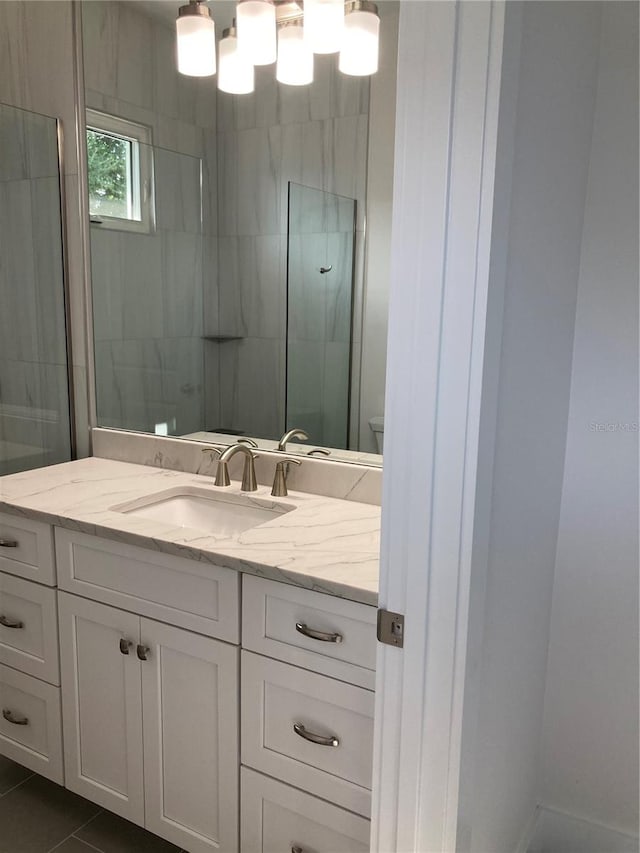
[
  {"x1": 242, "y1": 576, "x2": 377, "y2": 690},
  {"x1": 56, "y1": 529, "x2": 240, "y2": 643},
  {"x1": 0, "y1": 573, "x2": 59, "y2": 684},
  {"x1": 0, "y1": 663, "x2": 63, "y2": 784},
  {"x1": 0, "y1": 512, "x2": 55, "y2": 586},
  {"x1": 241, "y1": 768, "x2": 370, "y2": 853},
  {"x1": 242, "y1": 651, "x2": 374, "y2": 817}
]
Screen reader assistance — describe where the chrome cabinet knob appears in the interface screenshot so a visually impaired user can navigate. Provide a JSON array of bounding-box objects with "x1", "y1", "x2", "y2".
[
  {"x1": 136, "y1": 644, "x2": 150, "y2": 661},
  {"x1": 119, "y1": 638, "x2": 132, "y2": 655}
]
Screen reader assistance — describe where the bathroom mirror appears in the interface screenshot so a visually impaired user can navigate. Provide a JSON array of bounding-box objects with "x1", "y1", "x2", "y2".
[
  {"x1": 81, "y1": 0, "x2": 397, "y2": 463},
  {"x1": 0, "y1": 102, "x2": 72, "y2": 475}
]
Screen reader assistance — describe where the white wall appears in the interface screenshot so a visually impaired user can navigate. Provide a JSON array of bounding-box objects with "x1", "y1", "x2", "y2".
[
  {"x1": 457, "y1": 4, "x2": 602, "y2": 850},
  {"x1": 540, "y1": 1, "x2": 639, "y2": 838}
]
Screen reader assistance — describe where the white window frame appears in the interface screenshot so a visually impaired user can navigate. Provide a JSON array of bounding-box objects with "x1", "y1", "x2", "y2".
[{"x1": 86, "y1": 109, "x2": 155, "y2": 234}]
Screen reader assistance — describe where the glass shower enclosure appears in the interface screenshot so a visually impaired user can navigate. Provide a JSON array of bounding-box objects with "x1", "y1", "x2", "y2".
[
  {"x1": 0, "y1": 103, "x2": 72, "y2": 475},
  {"x1": 286, "y1": 182, "x2": 356, "y2": 450}
]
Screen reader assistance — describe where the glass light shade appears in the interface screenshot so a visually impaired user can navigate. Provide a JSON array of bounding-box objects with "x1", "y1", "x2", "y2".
[
  {"x1": 304, "y1": 0, "x2": 344, "y2": 54},
  {"x1": 218, "y1": 30, "x2": 255, "y2": 94},
  {"x1": 176, "y1": 11, "x2": 216, "y2": 76},
  {"x1": 236, "y1": 0, "x2": 277, "y2": 66},
  {"x1": 276, "y1": 25, "x2": 314, "y2": 86},
  {"x1": 339, "y1": 5, "x2": 379, "y2": 76}
]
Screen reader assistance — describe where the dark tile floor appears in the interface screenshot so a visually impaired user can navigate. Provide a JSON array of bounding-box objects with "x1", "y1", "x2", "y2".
[{"x1": 0, "y1": 756, "x2": 186, "y2": 853}]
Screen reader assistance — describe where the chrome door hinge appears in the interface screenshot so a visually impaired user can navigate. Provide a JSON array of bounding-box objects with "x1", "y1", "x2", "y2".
[{"x1": 377, "y1": 609, "x2": 404, "y2": 648}]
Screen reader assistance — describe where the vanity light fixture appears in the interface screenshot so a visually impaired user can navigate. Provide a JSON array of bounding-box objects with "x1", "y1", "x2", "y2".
[
  {"x1": 218, "y1": 24, "x2": 256, "y2": 94},
  {"x1": 276, "y1": 20, "x2": 314, "y2": 86},
  {"x1": 176, "y1": 0, "x2": 216, "y2": 77},
  {"x1": 175, "y1": 0, "x2": 380, "y2": 88},
  {"x1": 303, "y1": 0, "x2": 345, "y2": 54},
  {"x1": 339, "y1": 0, "x2": 380, "y2": 76},
  {"x1": 236, "y1": 0, "x2": 277, "y2": 66}
]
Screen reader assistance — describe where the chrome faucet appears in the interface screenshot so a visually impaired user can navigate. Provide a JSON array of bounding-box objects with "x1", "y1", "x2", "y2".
[
  {"x1": 204, "y1": 444, "x2": 258, "y2": 491},
  {"x1": 277, "y1": 428, "x2": 309, "y2": 452},
  {"x1": 271, "y1": 458, "x2": 301, "y2": 497}
]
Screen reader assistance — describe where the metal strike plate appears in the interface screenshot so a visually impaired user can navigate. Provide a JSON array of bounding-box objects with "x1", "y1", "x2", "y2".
[{"x1": 377, "y1": 609, "x2": 404, "y2": 648}]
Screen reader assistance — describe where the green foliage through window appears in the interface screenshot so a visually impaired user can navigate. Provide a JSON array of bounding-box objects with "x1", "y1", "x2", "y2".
[{"x1": 87, "y1": 128, "x2": 131, "y2": 218}]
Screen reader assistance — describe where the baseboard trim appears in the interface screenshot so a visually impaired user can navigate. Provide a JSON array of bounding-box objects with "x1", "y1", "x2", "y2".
[{"x1": 528, "y1": 806, "x2": 639, "y2": 853}]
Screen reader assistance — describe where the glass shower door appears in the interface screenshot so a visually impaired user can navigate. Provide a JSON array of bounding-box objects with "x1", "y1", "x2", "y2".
[
  {"x1": 0, "y1": 103, "x2": 72, "y2": 475},
  {"x1": 286, "y1": 182, "x2": 356, "y2": 449}
]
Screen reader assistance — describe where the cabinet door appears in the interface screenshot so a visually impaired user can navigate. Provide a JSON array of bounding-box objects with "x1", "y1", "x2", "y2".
[
  {"x1": 58, "y1": 592, "x2": 144, "y2": 824},
  {"x1": 141, "y1": 618, "x2": 239, "y2": 853}
]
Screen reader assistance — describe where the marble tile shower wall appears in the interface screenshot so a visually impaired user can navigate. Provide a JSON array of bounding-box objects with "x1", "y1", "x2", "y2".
[
  {"x1": 213, "y1": 61, "x2": 369, "y2": 441},
  {"x1": 0, "y1": 107, "x2": 72, "y2": 474},
  {"x1": 82, "y1": 0, "x2": 218, "y2": 437},
  {"x1": 91, "y1": 149, "x2": 206, "y2": 435},
  {"x1": 0, "y1": 0, "x2": 90, "y2": 458}
]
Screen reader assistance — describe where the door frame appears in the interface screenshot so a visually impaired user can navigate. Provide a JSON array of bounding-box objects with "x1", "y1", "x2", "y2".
[{"x1": 372, "y1": 2, "x2": 506, "y2": 850}]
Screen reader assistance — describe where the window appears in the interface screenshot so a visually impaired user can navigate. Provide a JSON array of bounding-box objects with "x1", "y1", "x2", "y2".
[{"x1": 86, "y1": 110, "x2": 154, "y2": 233}]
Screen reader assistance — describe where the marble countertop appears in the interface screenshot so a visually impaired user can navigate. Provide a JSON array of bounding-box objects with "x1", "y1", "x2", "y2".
[{"x1": 0, "y1": 458, "x2": 380, "y2": 605}]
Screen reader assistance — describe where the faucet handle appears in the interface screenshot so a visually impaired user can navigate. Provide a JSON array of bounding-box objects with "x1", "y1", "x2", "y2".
[{"x1": 271, "y1": 458, "x2": 301, "y2": 498}]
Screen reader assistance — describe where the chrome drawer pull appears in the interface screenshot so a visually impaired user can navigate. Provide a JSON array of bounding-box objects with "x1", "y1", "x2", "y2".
[
  {"x1": 0, "y1": 539, "x2": 18, "y2": 548},
  {"x1": 119, "y1": 638, "x2": 132, "y2": 655},
  {"x1": 2, "y1": 709, "x2": 29, "y2": 726},
  {"x1": 293, "y1": 723, "x2": 339, "y2": 748},
  {"x1": 292, "y1": 847, "x2": 304, "y2": 853},
  {"x1": 295, "y1": 622, "x2": 343, "y2": 644},
  {"x1": 0, "y1": 615, "x2": 24, "y2": 629}
]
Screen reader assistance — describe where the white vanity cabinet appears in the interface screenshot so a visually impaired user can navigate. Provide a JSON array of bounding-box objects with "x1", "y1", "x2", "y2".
[
  {"x1": 55, "y1": 529, "x2": 241, "y2": 853},
  {"x1": 0, "y1": 512, "x2": 63, "y2": 783},
  {"x1": 0, "y1": 511, "x2": 377, "y2": 853},
  {"x1": 240, "y1": 576, "x2": 377, "y2": 852},
  {"x1": 58, "y1": 592, "x2": 239, "y2": 853}
]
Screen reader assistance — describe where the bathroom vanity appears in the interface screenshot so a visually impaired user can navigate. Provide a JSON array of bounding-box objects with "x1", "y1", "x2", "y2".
[{"x1": 0, "y1": 457, "x2": 380, "y2": 853}]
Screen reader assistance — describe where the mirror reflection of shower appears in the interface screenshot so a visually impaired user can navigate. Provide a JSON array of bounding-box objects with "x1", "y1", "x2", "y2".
[
  {"x1": 286, "y1": 182, "x2": 356, "y2": 451},
  {"x1": 0, "y1": 102, "x2": 72, "y2": 475}
]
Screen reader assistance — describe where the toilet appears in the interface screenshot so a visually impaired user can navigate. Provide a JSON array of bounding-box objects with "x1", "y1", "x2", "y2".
[{"x1": 368, "y1": 416, "x2": 384, "y2": 453}]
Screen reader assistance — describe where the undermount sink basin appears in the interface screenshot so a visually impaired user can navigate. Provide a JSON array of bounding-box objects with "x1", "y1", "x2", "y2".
[{"x1": 112, "y1": 487, "x2": 294, "y2": 537}]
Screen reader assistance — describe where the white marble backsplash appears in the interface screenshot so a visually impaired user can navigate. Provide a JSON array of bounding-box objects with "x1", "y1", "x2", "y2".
[{"x1": 92, "y1": 428, "x2": 382, "y2": 506}]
